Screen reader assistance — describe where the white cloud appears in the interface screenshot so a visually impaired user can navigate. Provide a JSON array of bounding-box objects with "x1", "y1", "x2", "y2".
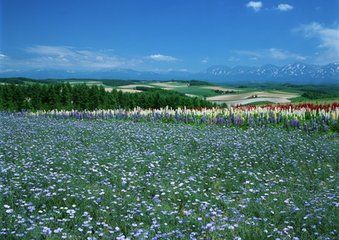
[
  {"x1": 147, "y1": 54, "x2": 178, "y2": 62},
  {"x1": 234, "y1": 48, "x2": 306, "y2": 62},
  {"x1": 26, "y1": 45, "x2": 75, "y2": 57},
  {"x1": 0, "y1": 53, "x2": 10, "y2": 72},
  {"x1": 269, "y1": 48, "x2": 305, "y2": 60},
  {"x1": 277, "y1": 4, "x2": 293, "y2": 11},
  {"x1": 246, "y1": 1, "x2": 263, "y2": 12},
  {"x1": 234, "y1": 50, "x2": 262, "y2": 57},
  {"x1": 269, "y1": 48, "x2": 287, "y2": 59},
  {"x1": 21, "y1": 45, "x2": 135, "y2": 70},
  {"x1": 2, "y1": 46, "x2": 183, "y2": 72},
  {"x1": 201, "y1": 58, "x2": 208, "y2": 64},
  {"x1": 0, "y1": 45, "x2": 147, "y2": 72},
  {"x1": 298, "y1": 22, "x2": 339, "y2": 63}
]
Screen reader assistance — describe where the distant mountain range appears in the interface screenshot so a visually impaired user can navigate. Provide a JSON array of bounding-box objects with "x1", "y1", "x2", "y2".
[
  {"x1": 1, "y1": 63, "x2": 338, "y2": 84},
  {"x1": 202, "y1": 63, "x2": 339, "y2": 84}
]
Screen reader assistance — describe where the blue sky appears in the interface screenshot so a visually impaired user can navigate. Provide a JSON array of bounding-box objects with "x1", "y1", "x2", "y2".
[{"x1": 0, "y1": 0, "x2": 338, "y2": 73}]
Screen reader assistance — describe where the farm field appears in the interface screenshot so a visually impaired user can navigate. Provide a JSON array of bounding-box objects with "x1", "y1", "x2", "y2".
[
  {"x1": 149, "y1": 82, "x2": 189, "y2": 88},
  {"x1": 110, "y1": 89, "x2": 143, "y2": 93},
  {"x1": 99, "y1": 81, "x2": 338, "y2": 106},
  {"x1": 0, "y1": 113, "x2": 338, "y2": 239},
  {"x1": 170, "y1": 86, "x2": 219, "y2": 98},
  {"x1": 103, "y1": 81, "x2": 302, "y2": 104},
  {"x1": 207, "y1": 91, "x2": 300, "y2": 105},
  {"x1": 217, "y1": 97, "x2": 290, "y2": 105},
  {"x1": 2, "y1": 78, "x2": 339, "y2": 106}
]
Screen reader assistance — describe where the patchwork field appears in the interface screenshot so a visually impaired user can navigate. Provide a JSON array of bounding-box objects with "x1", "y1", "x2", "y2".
[
  {"x1": 68, "y1": 81, "x2": 102, "y2": 85},
  {"x1": 149, "y1": 82, "x2": 189, "y2": 88},
  {"x1": 92, "y1": 80, "x2": 302, "y2": 105},
  {"x1": 4, "y1": 78, "x2": 338, "y2": 106},
  {"x1": 200, "y1": 86, "x2": 239, "y2": 92},
  {"x1": 119, "y1": 84, "x2": 155, "y2": 89},
  {"x1": 113, "y1": 89, "x2": 143, "y2": 93},
  {"x1": 207, "y1": 91, "x2": 300, "y2": 105},
  {"x1": 0, "y1": 113, "x2": 338, "y2": 239},
  {"x1": 222, "y1": 97, "x2": 291, "y2": 105},
  {"x1": 172, "y1": 86, "x2": 221, "y2": 98},
  {"x1": 110, "y1": 81, "x2": 301, "y2": 105}
]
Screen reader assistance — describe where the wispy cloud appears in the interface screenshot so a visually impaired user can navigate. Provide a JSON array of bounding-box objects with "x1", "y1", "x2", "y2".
[
  {"x1": 147, "y1": 54, "x2": 178, "y2": 62},
  {"x1": 246, "y1": 2, "x2": 294, "y2": 12},
  {"x1": 26, "y1": 45, "x2": 76, "y2": 57},
  {"x1": 297, "y1": 22, "x2": 339, "y2": 63},
  {"x1": 26, "y1": 45, "x2": 130, "y2": 69},
  {"x1": 1, "y1": 46, "x2": 184, "y2": 73},
  {"x1": 269, "y1": 48, "x2": 305, "y2": 60},
  {"x1": 234, "y1": 50, "x2": 262, "y2": 59},
  {"x1": 1, "y1": 45, "x2": 144, "y2": 71},
  {"x1": 201, "y1": 58, "x2": 209, "y2": 64},
  {"x1": 246, "y1": 1, "x2": 263, "y2": 12},
  {"x1": 276, "y1": 4, "x2": 293, "y2": 11},
  {"x1": 234, "y1": 48, "x2": 306, "y2": 62},
  {"x1": 0, "y1": 53, "x2": 11, "y2": 72}
]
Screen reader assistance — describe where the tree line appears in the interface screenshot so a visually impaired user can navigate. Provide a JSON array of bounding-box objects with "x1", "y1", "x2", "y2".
[{"x1": 0, "y1": 83, "x2": 215, "y2": 111}]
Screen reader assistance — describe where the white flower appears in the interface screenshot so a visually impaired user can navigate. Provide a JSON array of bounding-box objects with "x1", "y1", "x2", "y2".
[
  {"x1": 5, "y1": 209, "x2": 13, "y2": 214},
  {"x1": 42, "y1": 227, "x2": 52, "y2": 235},
  {"x1": 54, "y1": 227, "x2": 63, "y2": 233}
]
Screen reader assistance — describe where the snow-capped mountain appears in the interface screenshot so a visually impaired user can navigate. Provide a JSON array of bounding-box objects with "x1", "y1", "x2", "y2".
[
  {"x1": 1, "y1": 63, "x2": 338, "y2": 84},
  {"x1": 202, "y1": 63, "x2": 339, "y2": 83},
  {"x1": 256, "y1": 64, "x2": 280, "y2": 76}
]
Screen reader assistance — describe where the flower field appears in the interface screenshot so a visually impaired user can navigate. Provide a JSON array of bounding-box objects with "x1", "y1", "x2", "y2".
[
  {"x1": 27, "y1": 103, "x2": 339, "y2": 132},
  {"x1": 0, "y1": 110, "x2": 338, "y2": 239}
]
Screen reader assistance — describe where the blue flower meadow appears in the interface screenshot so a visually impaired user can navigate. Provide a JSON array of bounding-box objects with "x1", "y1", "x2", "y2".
[{"x1": 0, "y1": 113, "x2": 338, "y2": 239}]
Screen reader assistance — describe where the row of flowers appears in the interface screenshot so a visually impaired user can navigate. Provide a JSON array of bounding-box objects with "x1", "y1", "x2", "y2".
[
  {"x1": 235, "y1": 102, "x2": 339, "y2": 111},
  {"x1": 17, "y1": 103, "x2": 339, "y2": 132}
]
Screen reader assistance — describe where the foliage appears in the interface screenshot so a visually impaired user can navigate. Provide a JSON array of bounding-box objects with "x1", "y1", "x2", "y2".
[
  {"x1": 102, "y1": 79, "x2": 138, "y2": 86},
  {"x1": 0, "y1": 77, "x2": 32, "y2": 84},
  {"x1": 0, "y1": 83, "x2": 215, "y2": 111},
  {"x1": 0, "y1": 77, "x2": 62, "y2": 84},
  {"x1": 213, "y1": 89, "x2": 236, "y2": 94},
  {"x1": 135, "y1": 86, "x2": 157, "y2": 91},
  {"x1": 329, "y1": 120, "x2": 339, "y2": 133},
  {"x1": 301, "y1": 89, "x2": 339, "y2": 100},
  {"x1": 188, "y1": 80, "x2": 214, "y2": 86},
  {"x1": 161, "y1": 80, "x2": 214, "y2": 86}
]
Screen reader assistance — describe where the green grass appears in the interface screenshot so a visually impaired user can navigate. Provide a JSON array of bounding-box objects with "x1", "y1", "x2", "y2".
[
  {"x1": 172, "y1": 86, "x2": 219, "y2": 97},
  {"x1": 291, "y1": 97, "x2": 339, "y2": 103},
  {"x1": 242, "y1": 101, "x2": 275, "y2": 106},
  {"x1": 163, "y1": 81, "x2": 189, "y2": 87},
  {"x1": 140, "y1": 82, "x2": 163, "y2": 88}
]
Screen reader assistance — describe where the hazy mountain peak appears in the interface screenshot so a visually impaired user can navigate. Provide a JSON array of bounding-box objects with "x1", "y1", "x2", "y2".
[
  {"x1": 203, "y1": 63, "x2": 338, "y2": 83},
  {"x1": 0, "y1": 63, "x2": 338, "y2": 84}
]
